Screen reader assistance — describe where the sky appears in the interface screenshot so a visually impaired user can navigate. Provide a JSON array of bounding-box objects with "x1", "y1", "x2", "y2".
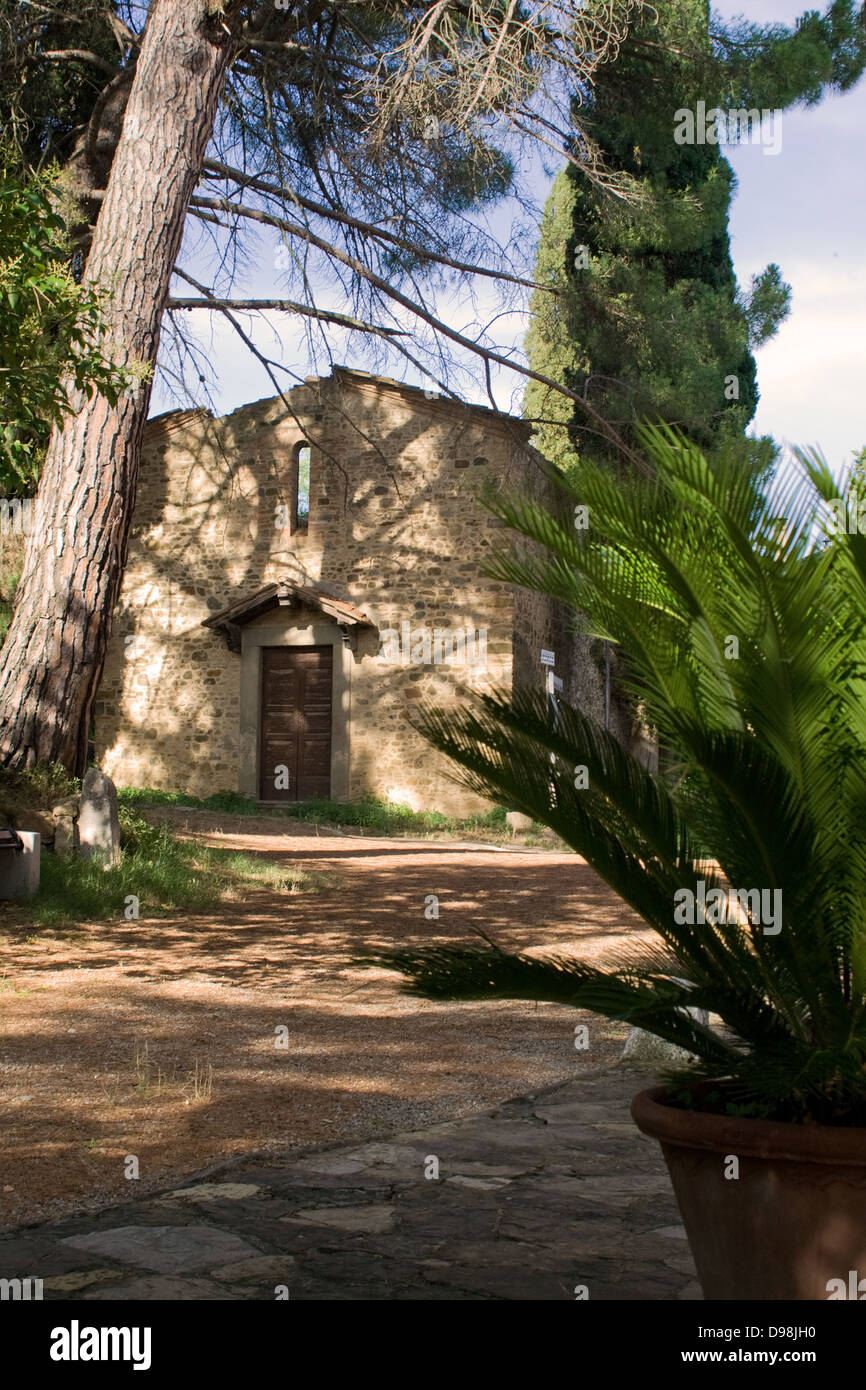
[
  {"x1": 713, "y1": 1, "x2": 866, "y2": 476},
  {"x1": 152, "y1": 1, "x2": 866, "y2": 482}
]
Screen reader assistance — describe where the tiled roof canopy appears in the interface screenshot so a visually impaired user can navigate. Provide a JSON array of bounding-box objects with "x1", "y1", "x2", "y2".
[{"x1": 202, "y1": 581, "x2": 376, "y2": 652}]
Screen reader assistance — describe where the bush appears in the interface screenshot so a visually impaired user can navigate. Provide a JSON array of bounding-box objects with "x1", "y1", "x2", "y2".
[
  {"x1": 371, "y1": 427, "x2": 866, "y2": 1125},
  {"x1": 0, "y1": 761, "x2": 78, "y2": 824}
]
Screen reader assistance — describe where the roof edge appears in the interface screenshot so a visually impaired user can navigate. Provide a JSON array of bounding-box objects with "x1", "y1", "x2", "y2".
[
  {"x1": 144, "y1": 369, "x2": 533, "y2": 443},
  {"x1": 202, "y1": 580, "x2": 376, "y2": 651}
]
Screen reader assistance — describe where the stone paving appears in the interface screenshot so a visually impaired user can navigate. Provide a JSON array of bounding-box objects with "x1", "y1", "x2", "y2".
[{"x1": 0, "y1": 1064, "x2": 700, "y2": 1301}]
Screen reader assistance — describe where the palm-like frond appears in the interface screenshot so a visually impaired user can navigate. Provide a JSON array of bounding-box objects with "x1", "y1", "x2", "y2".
[{"x1": 365, "y1": 428, "x2": 866, "y2": 1122}]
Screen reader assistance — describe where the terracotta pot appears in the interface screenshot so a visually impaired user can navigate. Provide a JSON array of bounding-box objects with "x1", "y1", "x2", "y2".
[{"x1": 631, "y1": 1084, "x2": 866, "y2": 1300}]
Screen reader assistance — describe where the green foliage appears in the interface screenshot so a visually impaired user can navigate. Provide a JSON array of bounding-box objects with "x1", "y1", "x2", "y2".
[
  {"x1": 117, "y1": 786, "x2": 510, "y2": 837},
  {"x1": 117, "y1": 787, "x2": 265, "y2": 815},
  {"x1": 30, "y1": 809, "x2": 320, "y2": 926},
  {"x1": 740, "y1": 264, "x2": 792, "y2": 351},
  {"x1": 848, "y1": 444, "x2": 866, "y2": 497},
  {"x1": 0, "y1": 162, "x2": 134, "y2": 492},
  {"x1": 523, "y1": 0, "x2": 864, "y2": 472},
  {"x1": 117, "y1": 803, "x2": 165, "y2": 854},
  {"x1": 713, "y1": 0, "x2": 866, "y2": 109},
  {"x1": 368, "y1": 428, "x2": 866, "y2": 1125},
  {"x1": 0, "y1": 2, "x2": 123, "y2": 173},
  {"x1": 0, "y1": 769, "x2": 321, "y2": 923},
  {"x1": 0, "y1": 760, "x2": 78, "y2": 822}
]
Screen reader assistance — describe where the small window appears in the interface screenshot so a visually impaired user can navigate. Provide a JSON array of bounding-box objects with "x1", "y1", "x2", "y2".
[{"x1": 294, "y1": 442, "x2": 310, "y2": 531}]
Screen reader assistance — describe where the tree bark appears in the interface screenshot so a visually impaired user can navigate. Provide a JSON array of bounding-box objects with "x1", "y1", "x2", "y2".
[{"x1": 0, "y1": 0, "x2": 235, "y2": 773}]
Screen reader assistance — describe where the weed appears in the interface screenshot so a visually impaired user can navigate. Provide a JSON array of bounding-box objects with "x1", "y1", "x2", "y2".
[{"x1": 186, "y1": 1059, "x2": 213, "y2": 1104}]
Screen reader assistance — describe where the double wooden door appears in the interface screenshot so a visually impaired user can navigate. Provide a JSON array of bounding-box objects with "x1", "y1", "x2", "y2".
[{"x1": 259, "y1": 646, "x2": 332, "y2": 801}]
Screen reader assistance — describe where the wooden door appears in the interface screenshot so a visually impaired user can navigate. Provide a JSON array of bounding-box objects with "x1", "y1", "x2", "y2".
[{"x1": 259, "y1": 646, "x2": 332, "y2": 801}]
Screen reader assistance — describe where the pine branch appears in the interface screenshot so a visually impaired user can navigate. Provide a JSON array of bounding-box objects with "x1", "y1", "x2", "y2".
[
  {"x1": 34, "y1": 49, "x2": 120, "y2": 78},
  {"x1": 167, "y1": 296, "x2": 408, "y2": 337},
  {"x1": 187, "y1": 192, "x2": 651, "y2": 473},
  {"x1": 197, "y1": 161, "x2": 554, "y2": 294}
]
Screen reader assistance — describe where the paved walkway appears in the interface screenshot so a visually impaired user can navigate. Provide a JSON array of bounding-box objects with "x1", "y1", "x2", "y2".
[{"x1": 1, "y1": 1065, "x2": 700, "y2": 1300}]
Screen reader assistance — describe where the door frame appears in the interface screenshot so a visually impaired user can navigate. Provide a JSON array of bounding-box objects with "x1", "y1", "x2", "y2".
[{"x1": 238, "y1": 620, "x2": 351, "y2": 802}]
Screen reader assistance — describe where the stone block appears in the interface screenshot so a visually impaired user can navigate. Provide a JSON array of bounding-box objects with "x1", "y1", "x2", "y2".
[
  {"x1": 53, "y1": 815, "x2": 78, "y2": 855},
  {"x1": 619, "y1": 1028, "x2": 697, "y2": 1068},
  {"x1": 78, "y1": 769, "x2": 121, "y2": 867},
  {"x1": 14, "y1": 810, "x2": 54, "y2": 840},
  {"x1": 61, "y1": 1224, "x2": 261, "y2": 1274},
  {"x1": 0, "y1": 831, "x2": 40, "y2": 899}
]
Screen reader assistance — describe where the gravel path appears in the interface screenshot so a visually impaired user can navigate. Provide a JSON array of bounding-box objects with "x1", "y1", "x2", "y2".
[
  {"x1": 0, "y1": 1066, "x2": 699, "y2": 1301},
  {"x1": 0, "y1": 812, "x2": 654, "y2": 1231}
]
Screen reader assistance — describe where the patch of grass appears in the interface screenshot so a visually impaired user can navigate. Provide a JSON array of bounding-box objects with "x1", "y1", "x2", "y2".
[
  {"x1": 27, "y1": 807, "x2": 323, "y2": 926},
  {"x1": 274, "y1": 796, "x2": 510, "y2": 837},
  {"x1": 117, "y1": 786, "x2": 520, "y2": 839},
  {"x1": 118, "y1": 787, "x2": 256, "y2": 814},
  {"x1": 119, "y1": 1040, "x2": 214, "y2": 1107},
  {"x1": 214, "y1": 848, "x2": 331, "y2": 897},
  {"x1": 0, "y1": 973, "x2": 31, "y2": 997}
]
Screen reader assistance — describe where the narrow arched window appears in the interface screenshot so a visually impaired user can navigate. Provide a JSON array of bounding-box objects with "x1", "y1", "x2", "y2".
[{"x1": 293, "y1": 441, "x2": 310, "y2": 531}]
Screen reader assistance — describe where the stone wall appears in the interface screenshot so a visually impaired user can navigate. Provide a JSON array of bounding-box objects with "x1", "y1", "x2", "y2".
[{"x1": 96, "y1": 370, "x2": 559, "y2": 814}]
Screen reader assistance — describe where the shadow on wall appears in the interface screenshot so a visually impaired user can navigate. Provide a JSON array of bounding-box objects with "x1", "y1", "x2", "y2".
[{"x1": 94, "y1": 376, "x2": 571, "y2": 805}]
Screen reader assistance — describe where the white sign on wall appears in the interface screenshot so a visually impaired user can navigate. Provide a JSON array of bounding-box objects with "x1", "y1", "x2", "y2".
[{"x1": 540, "y1": 649, "x2": 555, "y2": 667}]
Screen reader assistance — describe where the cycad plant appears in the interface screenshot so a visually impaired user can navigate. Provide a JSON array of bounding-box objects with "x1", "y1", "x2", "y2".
[{"x1": 369, "y1": 427, "x2": 866, "y2": 1125}]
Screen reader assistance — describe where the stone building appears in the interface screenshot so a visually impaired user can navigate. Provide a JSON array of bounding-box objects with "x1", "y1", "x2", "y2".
[{"x1": 94, "y1": 366, "x2": 639, "y2": 814}]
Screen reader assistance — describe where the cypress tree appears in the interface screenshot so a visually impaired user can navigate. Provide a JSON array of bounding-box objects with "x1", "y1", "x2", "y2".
[{"x1": 525, "y1": 0, "x2": 865, "y2": 473}]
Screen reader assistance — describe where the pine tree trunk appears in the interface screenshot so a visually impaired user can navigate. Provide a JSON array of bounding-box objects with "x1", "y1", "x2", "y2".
[{"x1": 0, "y1": 0, "x2": 234, "y2": 773}]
